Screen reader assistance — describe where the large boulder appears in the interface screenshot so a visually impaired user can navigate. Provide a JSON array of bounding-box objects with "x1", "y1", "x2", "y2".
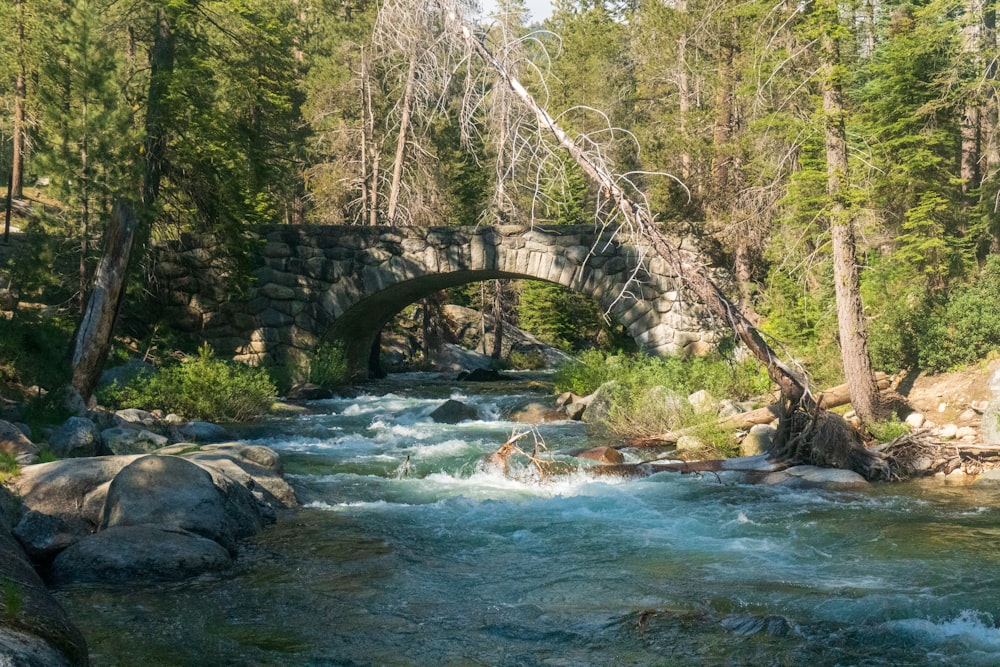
[
  {"x1": 740, "y1": 424, "x2": 776, "y2": 457},
  {"x1": 11, "y1": 456, "x2": 141, "y2": 561},
  {"x1": 172, "y1": 443, "x2": 296, "y2": 509},
  {"x1": 0, "y1": 420, "x2": 39, "y2": 464},
  {"x1": 101, "y1": 455, "x2": 264, "y2": 554},
  {"x1": 429, "y1": 399, "x2": 479, "y2": 424},
  {"x1": 575, "y1": 446, "x2": 625, "y2": 465},
  {"x1": 982, "y1": 367, "x2": 1000, "y2": 445},
  {"x1": 113, "y1": 408, "x2": 159, "y2": 428},
  {"x1": 100, "y1": 426, "x2": 168, "y2": 455},
  {"x1": 0, "y1": 488, "x2": 89, "y2": 666},
  {"x1": 50, "y1": 525, "x2": 231, "y2": 585},
  {"x1": 48, "y1": 417, "x2": 102, "y2": 459}
]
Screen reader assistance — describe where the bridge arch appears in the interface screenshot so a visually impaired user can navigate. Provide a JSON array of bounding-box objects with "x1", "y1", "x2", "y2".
[{"x1": 152, "y1": 224, "x2": 717, "y2": 377}]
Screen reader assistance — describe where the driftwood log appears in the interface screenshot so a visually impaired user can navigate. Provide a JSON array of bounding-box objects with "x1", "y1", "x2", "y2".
[{"x1": 70, "y1": 201, "x2": 138, "y2": 402}]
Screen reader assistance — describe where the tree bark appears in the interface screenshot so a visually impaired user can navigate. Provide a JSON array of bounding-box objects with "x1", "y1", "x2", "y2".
[
  {"x1": 491, "y1": 280, "x2": 505, "y2": 359},
  {"x1": 142, "y1": 9, "x2": 176, "y2": 212},
  {"x1": 822, "y1": 8, "x2": 881, "y2": 426},
  {"x1": 11, "y1": 0, "x2": 27, "y2": 200},
  {"x1": 71, "y1": 201, "x2": 138, "y2": 401},
  {"x1": 387, "y1": 51, "x2": 417, "y2": 224}
]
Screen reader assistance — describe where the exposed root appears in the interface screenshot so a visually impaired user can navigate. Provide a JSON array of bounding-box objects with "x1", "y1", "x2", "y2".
[{"x1": 770, "y1": 399, "x2": 889, "y2": 480}]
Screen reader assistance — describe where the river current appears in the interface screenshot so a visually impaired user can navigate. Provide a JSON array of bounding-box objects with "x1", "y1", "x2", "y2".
[{"x1": 57, "y1": 373, "x2": 1000, "y2": 666}]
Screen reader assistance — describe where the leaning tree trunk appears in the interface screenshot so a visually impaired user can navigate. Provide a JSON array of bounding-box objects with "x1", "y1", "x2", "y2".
[
  {"x1": 444, "y1": 9, "x2": 806, "y2": 402},
  {"x1": 71, "y1": 201, "x2": 138, "y2": 402},
  {"x1": 821, "y1": 5, "x2": 881, "y2": 426},
  {"x1": 387, "y1": 50, "x2": 417, "y2": 224}
]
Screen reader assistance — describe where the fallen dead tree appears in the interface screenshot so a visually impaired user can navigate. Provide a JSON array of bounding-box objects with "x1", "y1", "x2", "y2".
[{"x1": 628, "y1": 373, "x2": 894, "y2": 447}]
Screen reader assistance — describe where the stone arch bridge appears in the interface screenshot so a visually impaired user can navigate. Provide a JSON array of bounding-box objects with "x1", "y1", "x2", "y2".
[{"x1": 152, "y1": 224, "x2": 718, "y2": 377}]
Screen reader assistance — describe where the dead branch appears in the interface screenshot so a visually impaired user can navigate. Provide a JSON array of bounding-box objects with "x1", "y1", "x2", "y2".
[{"x1": 483, "y1": 426, "x2": 558, "y2": 482}]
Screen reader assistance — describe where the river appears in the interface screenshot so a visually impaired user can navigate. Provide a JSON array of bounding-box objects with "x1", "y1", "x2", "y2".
[{"x1": 55, "y1": 373, "x2": 1000, "y2": 666}]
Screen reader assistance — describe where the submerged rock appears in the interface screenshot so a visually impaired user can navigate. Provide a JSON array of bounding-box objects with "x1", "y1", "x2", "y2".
[
  {"x1": 575, "y1": 446, "x2": 625, "y2": 465},
  {"x1": 430, "y1": 399, "x2": 479, "y2": 424},
  {"x1": 721, "y1": 614, "x2": 792, "y2": 637},
  {"x1": 505, "y1": 399, "x2": 562, "y2": 424},
  {"x1": 50, "y1": 525, "x2": 231, "y2": 584}
]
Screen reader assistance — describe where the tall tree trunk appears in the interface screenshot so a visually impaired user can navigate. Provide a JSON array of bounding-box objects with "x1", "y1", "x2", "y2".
[
  {"x1": 710, "y1": 39, "x2": 735, "y2": 202},
  {"x1": 142, "y1": 9, "x2": 176, "y2": 212},
  {"x1": 387, "y1": 51, "x2": 417, "y2": 224},
  {"x1": 676, "y1": 0, "x2": 692, "y2": 182},
  {"x1": 363, "y1": 50, "x2": 381, "y2": 226},
  {"x1": 822, "y1": 7, "x2": 881, "y2": 426},
  {"x1": 12, "y1": 72, "x2": 25, "y2": 201},
  {"x1": 961, "y1": 0, "x2": 985, "y2": 206},
  {"x1": 490, "y1": 280, "x2": 505, "y2": 359},
  {"x1": 71, "y1": 201, "x2": 138, "y2": 402}
]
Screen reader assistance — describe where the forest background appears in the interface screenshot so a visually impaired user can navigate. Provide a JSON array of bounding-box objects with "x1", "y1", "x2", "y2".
[{"x1": 2, "y1": 0, "x2": 1000, "y2": 396}]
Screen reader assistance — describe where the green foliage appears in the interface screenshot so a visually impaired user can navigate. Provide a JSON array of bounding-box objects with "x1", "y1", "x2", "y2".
[
  {"x1": 308, "y1": 342, "x2": 350, "y2": 388},
  {"x1": 1, "y1": 577, "x2": 23, "y2": 619},
  {"x1": 553, "y1": 349, "x2": 772, "y2": 401},
  {"x1": 517, "y1": 281, "x2": 630, "y2": 353},
  {"x1": 508, "y1": 349, "x2": 547, "y2": 370},
  {"x1": 0, "y1": 312, "x2": 75, "y2": 393},
  {"x1": 100, "y1": 344, "x2": 276, "y2": 422},
  {"x1": 0, "y1": 452, "x2": 19, "y2": 484},
  {"x1": 867, "y1": 417, "x2": 910, "y2": 444}
]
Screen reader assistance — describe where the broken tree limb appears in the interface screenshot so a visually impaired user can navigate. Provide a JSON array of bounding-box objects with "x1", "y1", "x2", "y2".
[{"x1": 70, "y1": 200, "x2": 138, "y2": 402}]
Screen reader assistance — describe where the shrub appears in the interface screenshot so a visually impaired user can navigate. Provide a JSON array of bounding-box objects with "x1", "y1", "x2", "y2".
[
  {"x1": 508, "y1": 349, "x2": 547, "y2": 370},
  {"x1": 554, "y1": 349, "x2": 772, "y2": 454},
  {"x1": 100, "y1": 344, "x2": 275, "y2": 422},
  {"x1": 308, "y1": 342, "x2": 350, "y2": 388},
  {"x1": 0, "y1": 451, "x2": 19, "y2": 483},
  {"x1": 867, "y1": 417, "x2": 910, "y2": 443}
]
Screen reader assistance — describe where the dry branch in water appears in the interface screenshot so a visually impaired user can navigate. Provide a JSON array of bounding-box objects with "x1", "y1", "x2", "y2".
[{"x1": 483, "y1": 427, "x2": 559, "y2": 482}]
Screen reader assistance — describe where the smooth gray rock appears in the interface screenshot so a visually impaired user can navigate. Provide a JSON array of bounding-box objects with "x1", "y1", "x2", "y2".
[
  {"x1": 0, "y1": 419, "x2": 39, "y2": 464},
  {"x1": 0, "y1": 488, "x2": 89, "y2": 665},
  {"x1": 11, "y1": 456, "x2": 140, "y2": 561},
  {"x1": 505, "y1": 399, "x2": 562, "y2": 423},
  {"x1": 48, "y1": 417, "x2": 101, "y2": 458},
  {"x1": 101, "y1": 455, "x2": 263, "y2": 554},
  {"x1": 740, "y1": 424, "x2": 776, "y2": 457},
  {"x1": 983, "y1": 368, "x2": 1000, "y2": 445},
  {"x1": 178, "y1": 444, "x2": 296, "y2": 509},
  {"x1": 763, "y1": 465, "x2": 869, "y2": 491},
  {"x1": 173, "y1": 421, "x2": 228, "y2": 443},
  {"x1": 429, "y1": 399, "x2": 479, "y2": 424},
  {"x1": 114, "y1": 408, "x2": 159, "y2": 428},
  {"x1": 100, "y1": 426, "x2": 168, "y2": 455},
  {"x1": 50, "y1": 525, "x2": 231, "y2": 584}
]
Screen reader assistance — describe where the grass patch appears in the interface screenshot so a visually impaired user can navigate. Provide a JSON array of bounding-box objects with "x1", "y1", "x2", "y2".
[
  {"x1": 868, "y1": 417, "x2": 911, "y2": 443},
  {"x1": 0, "y1": 452, "x2": 20, "y2": 484}
]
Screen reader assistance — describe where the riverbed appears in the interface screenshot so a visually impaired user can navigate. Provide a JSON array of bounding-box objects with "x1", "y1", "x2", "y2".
[{"x1": 56, "y1": 373, "x2": 1000, "y2": 665}]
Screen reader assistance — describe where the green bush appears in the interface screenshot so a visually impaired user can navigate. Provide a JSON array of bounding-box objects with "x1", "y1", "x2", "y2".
[
  {"x1": 867, "y1": 417, "x2": 910, "y2": 443},
  {"x1": 553, "y1": 350, "x2": 772, "y2": 454},
  {"x1": 308, "y1": 342, "x2": 350, "y2": 388},
  {"x1": 508, "y1": 349, "x2": 547, "y2": 370},
  {"x1": 99, "y1": 344, "x2": 276, "y2": 422},
  {"x1": 553, "y1": 349, "x2": 772, "y2": 400}
]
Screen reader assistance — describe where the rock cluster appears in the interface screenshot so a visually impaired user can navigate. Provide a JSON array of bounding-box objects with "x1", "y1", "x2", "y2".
[{"x1": 8, "y1": 443, "x2": 296, "y2": 584}]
